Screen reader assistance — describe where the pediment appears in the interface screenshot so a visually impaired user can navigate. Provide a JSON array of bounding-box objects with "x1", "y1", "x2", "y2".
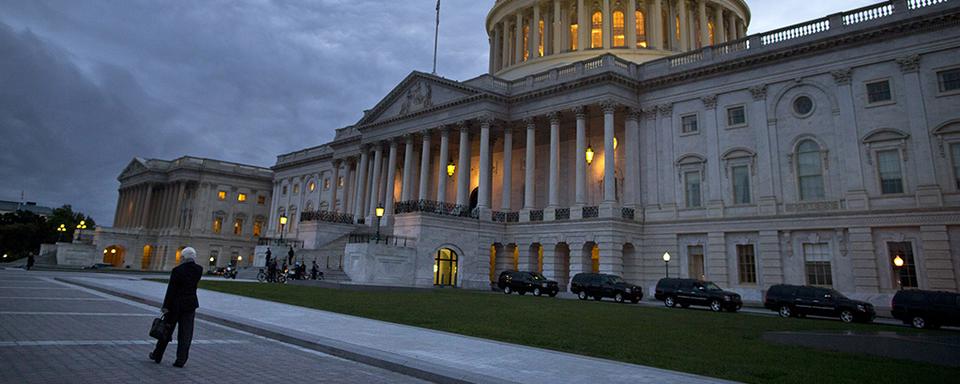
[
  {"x1": 357, "y1": 72, "x2": 481, "y2": 126},
  {"x1": 862, "y1": 128, "x2": 909, "y2": 143},
  {"x1": 118, "y1": 158, "x2": 149, "y2": 180},
  {"x1": 933, "y1": 120, "x2": 960, "y2": 136}
]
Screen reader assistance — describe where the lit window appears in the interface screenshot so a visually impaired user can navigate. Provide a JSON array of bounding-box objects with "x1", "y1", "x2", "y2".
[
  {"x1": 233, "y1": 218, "x2": 243, "y2": 235},
  {"x1": 877, "y1": 150, "x2": 904, "y2": 194},
  {"x1": 727, "y1": 106, "x2": 746, "y2": 127},
  {"x1": 308, "y1": 181, "x2": 316, "y2": 192},
  {"x1": 708, "y1": 20, "x2": 715, "y2": 45},
  {"x1": 338, "y1": 176, "x2": 344, "y2": 188},
  {"x1": 570, "y1": 18, "x2": 579, "y2": 50},
  {"x1": 675, "y1": 15, "x2": 680, "y2": 43},
  {"x1": 253, "y1": 220, "x2": 263, "y2": 237},
  {"x1": 212, "y1": 217, "x2": 223, "y2": 234},
  {"x1": 591, "y1": 11, "x2": 603, "y2": 48},
  {"x1": 803, "y1": 243, "x2": 832, "y2": 286},
  {"x1": 952, "y1": 143, "x2": 960, "y2": 190},
  {"x1": 324, "y1": 179, "x2": 331, "y2": 190},
  {"x1": 523, "y1": 25, "x2": 530, "y2": 61},
  {"x1": 797, "y1": 140, "x2": 825, "y2": 201},
  {"x1": 684, "y1": 171, "x2": 702, "y2": 208},
  {"x1": 737, "y1": 244, "x2": 757, "y2": 284},
  {"x1": 866, "y1": 80, "x2": 892, "y2": 104},
  {"x1": 293, "y1": 184, "x2": 299, "y2": 194},
  {"x1": 612, "y1": 11, "x2": 625, "y2": 48},
  {"x1": 257, "y1": 195, "x2": 266, "y2": 205},
  {"x1": 681, "y1": 114, "x2": 699, "y2": 134},
  {"x1": 636, "y1": 10, "x2": 647, "y2": 48},
  {"x1": 888, "y1": 242, "x2": 918, "y2": 288},
  {"x1": 732, "y1": 165, "x2": 751, "y2": 204},
  {"x1": 538, "y1": 20, "x2": 544, "y2": 56},
  {"x1": 938, "y1": 68, "x2": 960, "y2": 93},
  {"x1": 282, "y1": 186, "x2": 288, "y2": 195},
  {"x1": 237, "y1": 193, "x2": 247, "y2": 202},
  {"x1": 218, "y1": 191, "x2": 226, "y2": 201}
]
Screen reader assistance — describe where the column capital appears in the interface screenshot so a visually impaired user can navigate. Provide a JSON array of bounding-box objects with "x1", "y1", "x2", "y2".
[
  {"x1": 750, "y1": 84, "x2": 768, "y2": 101},
  {"x1": 626, "y1": 108, "x2": 642, "y2": 121},
  {"x1": 831, "y1": 68, "x2": 853, "y2": 86},
  {"x1": 700, "y1": 95, "x2": 717, "y2": 110},
  {"x1": 420, "y1": 128, "x2": 433, "y2": 137},
  {"x1": 456, "y1": 120, "x2": 470, "y2": 131},
  {"x1": 523, "y1": 116, "x2": 537, "y2": 127},
  {"x1": 642, "y1": 106, "x2": 658, "y2": 120},
  {"x1": 572, "y1": 106, "x2": 587, "y2": 119},
  {"x1": 477, "y1": 114, "x2": 496, "y2": 126},
  {"x1": 547, "y1": 111, "x2": 562, "y2": 124},
  {"x1": 657, "y1": 103, "x2": 674, "y2": 117},
  {"x1": 438, "y1": 124, "x2": 451, "y2": 134},
  {"x1": 896, "y1": 55, "x2": 920, "y2": 73},
  {"x1": 332, "y1": 158, "x2": 343, "y2": 167},
  {"x1": 600, "y1": 100, "x2": 619, "y2": 114}
]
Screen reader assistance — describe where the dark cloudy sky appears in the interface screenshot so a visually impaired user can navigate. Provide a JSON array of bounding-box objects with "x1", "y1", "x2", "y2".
[{"x1": 0, "y1": 0, "x2": 876, "y2": 225}]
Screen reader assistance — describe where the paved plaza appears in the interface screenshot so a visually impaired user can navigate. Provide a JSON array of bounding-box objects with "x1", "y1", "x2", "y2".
[{"x1": 0, "y1": 270, "x2": 427, "y2": 384}]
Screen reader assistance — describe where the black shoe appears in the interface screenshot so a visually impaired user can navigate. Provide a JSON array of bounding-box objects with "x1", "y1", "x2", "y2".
[
  {"x1": 149, "y1": 352, "x2": 161, "y2": 364},
  {"x1": 172, "y1": 361, "x2": 185, "y2": 368}
]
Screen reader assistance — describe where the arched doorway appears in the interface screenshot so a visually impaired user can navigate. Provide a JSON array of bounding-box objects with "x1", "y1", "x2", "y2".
[
  {"x1": 103, "y1": 245, "x2": 125, "y2": 267},
  {"x1": 469, "y1": 187, "x2": 478, "y2": 212},
  {"x1": 141, "y1": 245, "x2": 154, "y2": 270},
  {"x1": 434, "y1": 248, "x2": 458, "y2": 286}
]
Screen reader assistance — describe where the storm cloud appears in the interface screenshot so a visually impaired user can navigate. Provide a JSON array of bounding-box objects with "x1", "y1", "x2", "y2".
[{"x1": 0, "y1": 0, "x2": 876, "y2": 225}]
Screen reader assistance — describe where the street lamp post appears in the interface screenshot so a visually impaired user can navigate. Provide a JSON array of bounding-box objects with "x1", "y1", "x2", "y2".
[
  {"x1": 893, "y1": 254, "x2": 905, "y2": 290},
  {"x1": 662, "y1": 252, "x2": 671, "y2": 278},
  {"x1": 279, "y1": 215, "x2": 288, "y2": 243},
  {"x1": 56, "y1": 224, "x2": 66, "y2": 242},
  {"x1": 75, "y1": 220, "x2": 87, "y2": 241},
  {"x1": 375, "y1": 204, "x2": 385, "y2": 242}
]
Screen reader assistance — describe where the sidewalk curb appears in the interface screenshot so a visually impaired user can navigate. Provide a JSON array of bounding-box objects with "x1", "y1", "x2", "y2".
[{"x1": 56, "y1": 277, "x2": 515, "y2": 384}]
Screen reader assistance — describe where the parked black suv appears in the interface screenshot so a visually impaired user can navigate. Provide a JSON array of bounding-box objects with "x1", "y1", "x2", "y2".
[
  {"x1": 892, "y1": 289, "x2": 960, "y2": 329},
  {"x1": 764, "y1": 284, "x2": 875, "y2": 323},
  {"x1": 569, "y1": 273, "x2": 643, "y2": 303},
  {"x1": 654, "y1": 278, "x2": 742, "y2": 312},
  {"x1": 497, "y1": 271, "x2": 559, "y2": 297}
]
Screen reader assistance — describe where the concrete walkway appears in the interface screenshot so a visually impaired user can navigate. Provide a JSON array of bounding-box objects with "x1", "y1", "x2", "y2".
[{"x1": 58, "y1": 276, "x2": 734, "y2": 384}]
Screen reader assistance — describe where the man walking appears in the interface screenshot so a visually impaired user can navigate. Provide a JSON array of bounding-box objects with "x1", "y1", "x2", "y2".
[
  {"x1": 25, "y1": 252, "x2": 35, "y2": 271},
  {"x1": 265, "y1": 247, "x2": 272, "y2": 265},
  {"x1": 150, "y1": 247, "x2": 203, "y2": 367}
]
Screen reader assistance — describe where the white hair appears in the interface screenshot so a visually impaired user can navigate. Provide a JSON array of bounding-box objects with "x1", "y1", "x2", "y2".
[{"x1": 180, "y1": 247, "x2": 197, "y2": 263}]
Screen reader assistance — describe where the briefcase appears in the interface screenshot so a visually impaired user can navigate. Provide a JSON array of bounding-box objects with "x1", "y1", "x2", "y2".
[{"x1": 149, "y1": 314, "x2": 173, "y2": 340}]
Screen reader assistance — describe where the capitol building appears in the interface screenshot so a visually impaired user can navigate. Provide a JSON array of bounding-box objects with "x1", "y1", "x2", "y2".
[{"x1": 97, "y1": 0, "x2": 960, "y2": 305}]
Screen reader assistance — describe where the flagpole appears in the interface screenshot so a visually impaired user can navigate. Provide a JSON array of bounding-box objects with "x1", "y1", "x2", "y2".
[{"x1": 432, "y1": 0, "x2": 441, "y2": 75}]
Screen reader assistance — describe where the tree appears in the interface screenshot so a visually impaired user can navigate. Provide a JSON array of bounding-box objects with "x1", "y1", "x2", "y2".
[{"x1": 0, "y1": 205, "x2": 96, "y2": 260}]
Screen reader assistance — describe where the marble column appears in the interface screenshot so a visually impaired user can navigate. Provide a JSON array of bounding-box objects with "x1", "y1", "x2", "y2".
[
  {"x1": 702, "y1": 95, "x2": 722, "y2": 216},
  {"x1": 456, "y1": 122, "x2": 471, "y2": 207},
  {"x1": 574, "y1": 106, "x2": 587, "y2": 207},
  {"x1": 353, "y1": 147, "x2": 369, "y2": 222},
  {"x1": 727, "y1": 12, "x2": 736, "y2": 41},
  {"x1": 627, "y1": 0, "x2": 638, "y2": 48},
  {"x1": 140, "y1": 184, "x2": 154, "y2": 228},
  {"x1": 419, "y1": 131, "x2": 432, "y2": 201},
  {"x1": 437, "y1": 127, "x2": 450, "y2": 203},
  {"x1": 698, "y1": 0, "x2": 708, "y2": 47},
  {"x1": 578, "y1": 0, "x2": 588, "y2": 51},
  {"x1": 478, "y1": 117, "x2": 492, "y2": 210},
  {"x1": 401, "y1": 135, "x2": 415, "y2": 202},
  {"x1": 715, "y1": 6, "x2": 726, "y2": 43},
  {"x1": 625, "y1": 109, "x2": 640, "y2": 209},
  {"x1": 678, "y1": 0, "x2": 689, "y2": 51},
  {"x1": 515, "y1": 12, "x2": 524, "y2": 63},
  {"x1": 368, "y1": 144, "x2": 384, "y2": 220},
  {"x1": 553, "y1": 0, "x2": 563, "y2": 54},
  {"x1": 329, "y1": 160, "x2": 341, "y2": 212},
  {"x1": 384, "y1": 140, "x2": 399, "y2": 219},
  {"x1": 501, "y1": 21, "x2": 511, "y2": 67},
  {"x1": 651, "y1": 0, "x2": 662, "y2": 49},
  {"x1": 898, "y1": 55, "x2": 942, "y2": 206},
  {"x1": 532, "y1": 5, "x2": 541, "y2": 58},
  {"x1": 831, "y1": 69, "x2": 867, "y2": 210},
  {"x1": 548, "y1": 112, "x2": 561, "y2": 208},
  {"x1": 601, "y1": 101, "x2": 617, "y2": 204},
  {"x1": 501, "y1": 127, "x2": 513, "y2": 211},
  {"x1": 602, "y1": 0, "x2": 611, "y2": 49},
  {"x1": 523, "y1": 118, "x2": 537, "y2": 211}
]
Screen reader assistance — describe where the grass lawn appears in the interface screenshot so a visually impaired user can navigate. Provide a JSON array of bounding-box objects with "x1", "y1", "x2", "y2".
[{"x1": 192, "y1": 281, "x2": 956, "y2": 384}]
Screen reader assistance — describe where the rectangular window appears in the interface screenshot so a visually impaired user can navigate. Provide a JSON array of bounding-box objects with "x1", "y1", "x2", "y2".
[
  {"x1": 681, "y1": 114, "x2": 699, "y2": 134},
  {"x1": 803, "y1": 243, "x2": 832, "y2": 286},
  {"x1": 888, "y1": 241, "x2": 918, "y2": 288},
  {"x1": 726, "y1": 106, "x2": 746, "y2": 127},
  {"x1": 324, "y1": 179, "x2": 331, "y2": 190},
  {"x1": 257, "y1": 195, "x2": 266, "y2": 205},
  {"x1": 282, "y1": 186, "x2": 288, "y2": 195},
  {"x1": 253, "y1": 220, "x2": 263, "y2": 237},
  {"x1": 797, "y1": 151, "x2": 825, "y2": 201},
  {"x1": 877, "y1": 150, "x2": 904, "y2": 194},
  {"x1": 338, "y1": 176, "x2": 344, "y2": 188},
  {"x1": 952, "y1": 143, "x2": 960, "y2": 190},
  {"x1": 866, "y1": 80, "x2": 892, "y2": 104},
  {"x1": 217, "y1": 191, "x2": 227, "y2": 201},
  {"x1": 293, "y1": 184, "x2": 300, "y2": 194},
  {"x1": 233, "y1": 218, "x2": 243, "y2": 235},
  {"x1": 938, "y1": 68, "x2": 960, "y2": 93},
  {"x1": 570, "y1": 24, "x2": 579, "y2": 51},
  {"x1": 212, "y1": 217, "x2": 223, "y2": 234},
  {"x1": 684, "y1": 171, "x2": 702, "y2": 208},
  {"x1": 737, "y1": 244, "x2": 757, "y2": 284},
  {"x1": 732, "y1": 165, "x2": 751, "y2": 204},
  {"x1": 237, "y1": 193, "x2": 247, "y2": 202},
  {"x1": 688, "y1": 245, "x2": 704, "y2": 280}
]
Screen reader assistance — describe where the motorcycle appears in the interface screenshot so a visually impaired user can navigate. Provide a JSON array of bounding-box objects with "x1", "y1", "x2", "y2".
[{"x1": 223, "y1": 266, "x2": 238, "y2": 279}]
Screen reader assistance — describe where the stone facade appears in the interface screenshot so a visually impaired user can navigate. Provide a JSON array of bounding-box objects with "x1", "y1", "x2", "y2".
[{"x1": 95, "y1": 157, "x2": 273, "y2": 271}]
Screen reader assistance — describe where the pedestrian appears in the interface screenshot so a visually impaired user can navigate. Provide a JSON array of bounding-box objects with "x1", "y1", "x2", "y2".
[
  {"x1": 310, "y1": 260, "x2": 321, "y2": 280},
  {"x1": 265, "y1": 247, "x2": 272, "y2": 265},
  {"x1": 150, "y1": 247, "x2": 202, "y2": 368},
  {"x1": 287, "y1": 246, "x2": 294, "y2": 265},
  {"x1": 26, "y1": 252, "x2": 35, "y2": 271},
  {"x1": 267, "y1": 258, "x2": 278, "y2": 282}
]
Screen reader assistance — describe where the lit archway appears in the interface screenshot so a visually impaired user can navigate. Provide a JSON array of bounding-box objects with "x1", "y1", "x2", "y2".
[
  {"x1": 141, "y1": 245, "x2": 154, "y2": 270},
  {"x1": 103, "y1": 245, "x2": 125, "y2": 267},
  {"x1": 433, "y1": 248, "x2": 459, "y2": 286},
  {"x1": 175, "y1": 246, "x2": 186, "y2": 265}
]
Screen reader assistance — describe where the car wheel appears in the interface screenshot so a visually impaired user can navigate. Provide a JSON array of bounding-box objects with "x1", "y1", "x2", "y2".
[
  {"x1": 664, "y1": 296, "x2": 676, "y2": 308},
  {"x1": 503, "y1": 286, "x2": 512, "y2": 295},
  {"x1": 840, "y1": 310, "x2": 855, "y2": 323},
  {"x1": 533, "y1": 288, "x2": 542, "y2": 297},
  {"x1": 912, "y1": 316, "x2": 928, "y2": 329},
  {"x1": 778, "y1": 305, "x2": 792, "y2": 318},
  {"x1": 614, "y1": 293, "x2": 624, "y2": 303},
  {"x1": 577, "y1": 291, "x2": 587, "y2": 300},
  {"x1": 710, "y1": 300, "x2": 722, "y2": 312}
]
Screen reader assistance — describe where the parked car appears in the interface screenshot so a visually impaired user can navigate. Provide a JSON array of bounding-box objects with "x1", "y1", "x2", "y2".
[
  {"x1": 764, "y1": 284, "x2": 875, "y2": 323},
  {"x1": 654, "y1": 278, "x2": 742, "y2": 312},
  {"x1": 892, "y1": 289, "x2": 960, "y2": 329},
  {"x1": 569, "y1": 273, "x2": 643, "y2": 303},
  {"x1": 497, "y1": 271, "x2": 559, "y2": 297}
]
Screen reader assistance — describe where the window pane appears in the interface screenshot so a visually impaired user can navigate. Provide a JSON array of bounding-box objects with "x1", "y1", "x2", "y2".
[
  {"x1": 888, "y1": 241, "x2": 918, "y2": 288},
  {"x1": 733, "y1": 165, "x2": 751, "y2": 204},
  {"x1": 803, "y1": 243, "x2": 832, "y2": 286},
  {"x1": 727, "y1": 106, "x2": 746, "y2": 126},
  {"x1": 685, "y1": 171, "x2": 701, "y2": 208},
  {"x1": 682, "y1": 115, "x2": 698, "y2": 133},
  {"x1": 797, "y1": 141, "x2": 824, "y2": 200},
  {"x1": 877, "y1": 150, "x2": 904, "y2": 194},
  {"x1": 636, "y1": 10, "x2": 646, "y2": 48},
  {"x1": 613, "y1": 11, "x2": 625, "y2": 47},
  {"x1": 866, "y1": 81, "x2": 892, "y2": 103},
  {"x1": 737, "y1": 244, "x2": 757, "y2": 284},
  {"x1": 940, "y1": 69, "x2": 960, "y2": 92},
  {"x1": 592, "y1": 11, "x2": 603, "y2": 48}
]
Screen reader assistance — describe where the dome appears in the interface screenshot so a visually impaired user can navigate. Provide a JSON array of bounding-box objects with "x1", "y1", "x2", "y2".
[{"x1": 486, "y1": 0, "x2": 751, "y2": 80}]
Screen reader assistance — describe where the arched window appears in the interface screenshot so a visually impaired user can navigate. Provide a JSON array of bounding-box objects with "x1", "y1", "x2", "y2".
[
  {"x1": 570, "y1": 11, "x2": 579, "y2": 50},
  {"x1": 591, "y1": 11, "x2": 603, "y2": 48},
  {"x1": 796, "y1": 140, "x2": 825, "y2": 201},
  {"x1": 636, "y1": 10, "x2": 647, "y2": 48},
  {"x1": 538, "y1": 19, "x2": 545, "y2": 56},
  {"x1": 523, "y1": 24, "x2": 530, "y2": 61},
  {"x1": 612, "y1": 11, "x2": 625, "y2": 47},
  {"x1": 708, "y1": 20, "x2": 715, "y2": 45}
]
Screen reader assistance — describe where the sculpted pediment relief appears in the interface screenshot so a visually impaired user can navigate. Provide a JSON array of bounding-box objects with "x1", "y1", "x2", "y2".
[
  {"x1": 358, "y1": 72, "x2": 479, "y2": 126},
  {"x1": 118, "y1": 158, "x2": 149, "y2": 179}
]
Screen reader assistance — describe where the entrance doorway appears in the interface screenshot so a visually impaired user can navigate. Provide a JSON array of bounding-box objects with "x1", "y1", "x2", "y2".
[
  {"x1": 688, "y1": 245, "x2": 705, "y2": 280},
  {"x1": 433, "y1": 248, "x2": 458, "y2": 286},
  {"x1": 103, "y1": 245, "x2": 125, "y2": 267}
]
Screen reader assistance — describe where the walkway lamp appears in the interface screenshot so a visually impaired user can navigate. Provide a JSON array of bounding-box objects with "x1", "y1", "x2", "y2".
[
  {"x1": 279, "y1": 215, "x2": 288, "y2": 242},
  {"x1": 75, "y1": 220, "x2": 87, "y2": 240},
  {"x1": 375, "y1": 204, "x2": 385, "y2": 242},
  {"x1": 893, "y1": 254, "x2": 905, "y2": 290},
  {"x1": 662, "y1": 252, "x2": 671, "y2": 278},
  {"x1": 585, "y1": 145, "x2": 595, "y2": 165},
  {"x1": 57, "y1": 224, "x2": 67, "y2": 242},
  {"x1": 446, "y1": 160, "x2": 456, "y2": 177}
]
